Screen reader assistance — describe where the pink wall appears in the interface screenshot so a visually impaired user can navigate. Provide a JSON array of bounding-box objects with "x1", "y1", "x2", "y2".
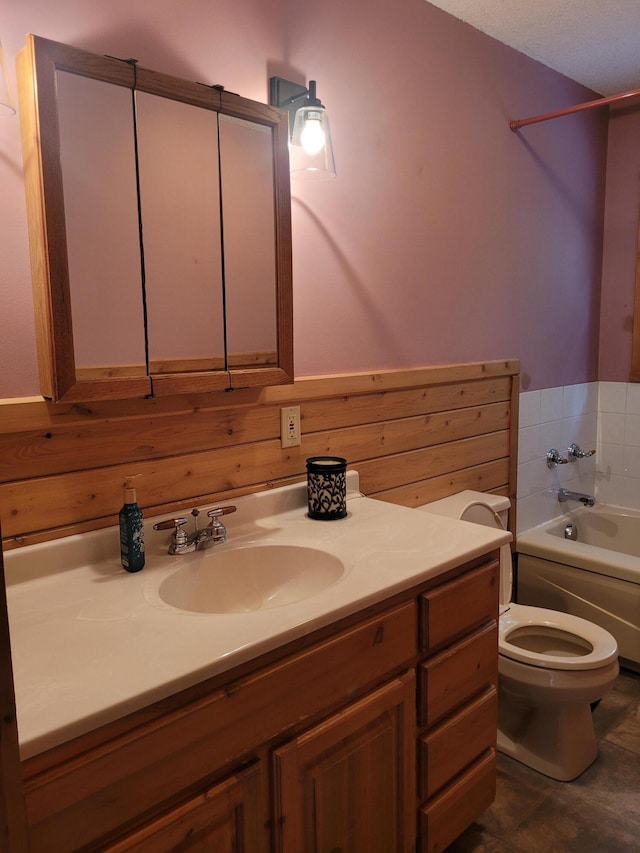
[
  {"x1": 598, "y1": 105, "x2": 640, "y2": 381},
  {"x1": 0, "y1": 0, "x2": 609, "y2": 397}
]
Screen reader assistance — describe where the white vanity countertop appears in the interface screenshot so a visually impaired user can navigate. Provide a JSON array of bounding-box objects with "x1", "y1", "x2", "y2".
[{"x1": 5, "y1": 475, "x2": 510, "y2": 760}]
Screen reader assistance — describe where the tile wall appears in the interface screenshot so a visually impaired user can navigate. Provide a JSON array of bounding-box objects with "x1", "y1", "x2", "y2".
[
  {"x1": 517, "y1": 383, "x2": 599, "y2": 534},
  {"x1": 518, "y1": 381, "x2": 640, "y2": 533},
  {"x1": 597, "y1": 382, "x2": 640, "y2": 510}
]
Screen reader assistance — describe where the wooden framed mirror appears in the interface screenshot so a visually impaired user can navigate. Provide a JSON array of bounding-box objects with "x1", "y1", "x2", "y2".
[{"x1": 17, "y1": 35, "x2": 292, "y2": 402}]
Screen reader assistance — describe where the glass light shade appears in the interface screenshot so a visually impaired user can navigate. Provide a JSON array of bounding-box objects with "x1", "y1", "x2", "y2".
[
  {"x1": 290, "y1": 105, "x2": 336, "y2": 181},
  {"x1": 0, "y1": 40, "x2": 15, "y2": 116}
]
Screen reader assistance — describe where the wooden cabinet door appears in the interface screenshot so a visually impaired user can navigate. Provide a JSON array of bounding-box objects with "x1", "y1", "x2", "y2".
[
  {"x1": 104, "y1": 762, "x2": 266, "y2": 853},
  {"x1": 272, "y1": 671, "x2": 416, "y2": 853}
]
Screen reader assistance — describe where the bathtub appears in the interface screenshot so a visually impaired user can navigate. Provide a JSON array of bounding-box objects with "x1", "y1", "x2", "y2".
[{"x1": 516, "y1": 505, "x2": 640, "y2": 671}]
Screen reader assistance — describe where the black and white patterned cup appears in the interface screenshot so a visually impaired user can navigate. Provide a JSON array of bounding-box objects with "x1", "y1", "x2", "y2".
[{"x1": 306, "y1": 456, "x2": 347, "y2": 520}]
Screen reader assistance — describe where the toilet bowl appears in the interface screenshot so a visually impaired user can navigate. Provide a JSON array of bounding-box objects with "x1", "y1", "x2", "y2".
[{"x1": 418, "y1": 490, "x2": 619, "y2": 781}]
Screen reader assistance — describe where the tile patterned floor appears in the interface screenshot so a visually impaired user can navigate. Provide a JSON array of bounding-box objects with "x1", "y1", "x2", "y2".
[{"x1": 447, "y1": 667, "x2": 640, "y2": 852}]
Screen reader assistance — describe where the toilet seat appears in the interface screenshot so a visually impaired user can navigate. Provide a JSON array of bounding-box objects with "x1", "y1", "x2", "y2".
[{"x1": 500, "y1": 603, "x2": 618, "y2": 671}]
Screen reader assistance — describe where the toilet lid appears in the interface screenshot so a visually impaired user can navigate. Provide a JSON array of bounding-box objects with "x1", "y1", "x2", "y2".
[{"x1": 500, "y1": 603, "x2": 618, "y2": 670}]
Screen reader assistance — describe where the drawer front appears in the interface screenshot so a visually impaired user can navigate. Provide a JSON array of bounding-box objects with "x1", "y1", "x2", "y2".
[
  {"x1": 26, "y1": 600, "x2": 417, "y2": 852},
  {"x1": 419, "y1": 750, "x2": 496, "y2": 853},
  {"x1": 418, "y1": 687, "x2": 497, "y2": 800},
  {"x1": 420, "y1": 559, "x2": 498, "y2": 652},
  {"x1": 418, "y1": 622, "x2": 497, "y2": 728},
  {"x1": 103, "y1": 762, "x2": 265, "y2": 853}
]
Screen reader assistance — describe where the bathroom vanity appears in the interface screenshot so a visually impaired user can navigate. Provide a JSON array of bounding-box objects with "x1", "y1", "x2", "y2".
[{"x1": 6, "y1": 480, "x2": 507, "y2": 852}]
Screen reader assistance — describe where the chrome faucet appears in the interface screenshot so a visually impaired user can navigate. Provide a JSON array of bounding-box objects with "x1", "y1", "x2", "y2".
[
  {"x1": 557, "y1": 488, "x2": 595, "y2": 507},
  {"x1": 154, "y1": 506, "x2": 237, "y2": 554}
]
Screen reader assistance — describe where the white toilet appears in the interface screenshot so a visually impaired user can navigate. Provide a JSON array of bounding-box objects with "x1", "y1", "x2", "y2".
[{"x1": 419, "y1": 490, "x2": 619, "y2": 781}]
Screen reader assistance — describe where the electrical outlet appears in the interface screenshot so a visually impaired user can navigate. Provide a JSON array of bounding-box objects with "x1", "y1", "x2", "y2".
[{"x1": 280, "y1": 406, "x2": 301, "y2": 448}]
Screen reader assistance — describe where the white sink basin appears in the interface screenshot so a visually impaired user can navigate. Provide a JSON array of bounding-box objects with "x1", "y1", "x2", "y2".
[{"x1": 158, "y1": 544, "x2": 345, "y2": 613}]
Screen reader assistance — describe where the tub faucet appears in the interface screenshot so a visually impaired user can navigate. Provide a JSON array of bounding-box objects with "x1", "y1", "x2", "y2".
[{"x1": 557, "y1": 488, "x2": 595, "y2": 508}]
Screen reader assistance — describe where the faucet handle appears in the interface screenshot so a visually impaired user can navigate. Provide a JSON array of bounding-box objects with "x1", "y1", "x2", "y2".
[
  {"x1": 567, "y1": 443, "x2": 596, "y2": 462},
  {"x1": 199, "y1": 506, "x2": 236, "y2": 547},
  {"x1": 206, "y1": 506, "x2": 236, "y2": 536},
  {"x1": 206, "y1": 506, "x2": 237, "y2": 520},
  {"x1": 153, "y1": 517, "x2": 195, "y2": 554},
  {"x1": 546, "y1": 449, "x2": 569, "y2": 468},
  {"x1": 153, "y1": 517, "x2": 189, "y2": 531}
]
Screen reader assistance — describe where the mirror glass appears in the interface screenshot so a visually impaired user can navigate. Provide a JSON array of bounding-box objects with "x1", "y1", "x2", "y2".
[
  {"x1": 136, "y1": 91, "x2": 226, "y2": 374},
  {"x1": 220, "y1": 114, "x2": 278, "y2": 369},
  {"x1": 57, "y1": 70, "x2": 147, "y2": 379}
]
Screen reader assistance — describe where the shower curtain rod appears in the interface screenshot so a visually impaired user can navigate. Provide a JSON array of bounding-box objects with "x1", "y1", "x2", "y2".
[{"x1": 510, "y1": 85, "x2": 640, "y2": 131}]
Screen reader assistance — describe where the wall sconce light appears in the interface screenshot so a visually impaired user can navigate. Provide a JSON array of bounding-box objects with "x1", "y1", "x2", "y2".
[
  {"x1": 269, "y1": 76, "x2": 336, "y2": 181},
  {"x1": 0, "y1": 38, "x2": 16, "y2": 116}
]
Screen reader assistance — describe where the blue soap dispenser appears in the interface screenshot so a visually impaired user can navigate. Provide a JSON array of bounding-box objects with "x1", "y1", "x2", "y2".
[{"x1": 120, "y1": 475, "x2": 145, "y2": 572}]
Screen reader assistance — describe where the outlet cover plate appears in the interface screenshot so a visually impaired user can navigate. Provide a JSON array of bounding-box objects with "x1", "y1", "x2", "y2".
[{"x1": 280, "y1": 406, "x2": 301, "y2": 448}]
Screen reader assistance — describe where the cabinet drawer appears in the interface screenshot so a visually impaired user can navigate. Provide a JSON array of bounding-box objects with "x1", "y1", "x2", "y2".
[
  {"x1": 420, "y1": 560, "x2": 498, "y2": 652},
  {"x1": 25, "y1": 601, "x2": 417, "y2": 852},
  {"x1": 104, "y1": 762, "x2": 265, "y2": 853},
  {"x1": 419, "y1": 749, "x2": 496, "y2": 853},
  {"x1": 418, "y1": 622, "x2": 497, "y2": 728},
  {"x1": 418, "y1": 687, "x2": 496, "y2": 800}
]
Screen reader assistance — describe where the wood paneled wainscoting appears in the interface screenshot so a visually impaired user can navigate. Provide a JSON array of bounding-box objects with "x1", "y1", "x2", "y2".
[{"x1": 0, "y1": 360, "x2": 519, "y2": 551}]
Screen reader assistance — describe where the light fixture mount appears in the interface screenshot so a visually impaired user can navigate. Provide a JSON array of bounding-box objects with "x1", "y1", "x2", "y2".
[
  {"x1": 270, "y1": 77, "x2": 318, "y2": 137},
  {"x1": 269, "y1": 75, "x2": 336, "y2": 180}
]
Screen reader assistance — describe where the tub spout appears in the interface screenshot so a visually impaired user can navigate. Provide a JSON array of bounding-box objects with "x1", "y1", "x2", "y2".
[{"x1": 558, "y1": 488, "x2": 595, "y2": 507}]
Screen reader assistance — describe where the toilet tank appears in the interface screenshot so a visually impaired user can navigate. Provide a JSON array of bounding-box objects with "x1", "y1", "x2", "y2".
[
  {"x1": 418, "y1": 489, "x2": 510, "y2": 530},
  {"x1": 418, "y1": 490, "x2": 513, "y2": 610}
]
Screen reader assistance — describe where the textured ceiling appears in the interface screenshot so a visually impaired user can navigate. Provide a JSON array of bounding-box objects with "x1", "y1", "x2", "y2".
[{"x1": 426, "y1": 1, "x2": 640, "y2": 96}]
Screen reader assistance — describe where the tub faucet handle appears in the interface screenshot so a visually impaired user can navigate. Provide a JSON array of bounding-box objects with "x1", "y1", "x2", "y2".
[
  {"x1": 568, "y1": 443, "x2": 596, "y2": 462},
  {"x1": 546, "y1": 448, "x2": 568, "y2": 468}
]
